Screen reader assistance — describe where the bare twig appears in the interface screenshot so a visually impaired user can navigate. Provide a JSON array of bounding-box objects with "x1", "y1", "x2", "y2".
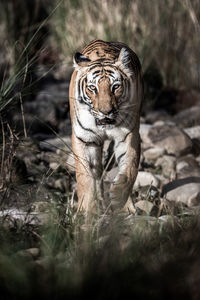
[
  {"x1": 0, "y1": 116, "x2": 5, "y2": 189},
  {"x1": 19, "y1": 93, "x2": 27, "y2": 138}
]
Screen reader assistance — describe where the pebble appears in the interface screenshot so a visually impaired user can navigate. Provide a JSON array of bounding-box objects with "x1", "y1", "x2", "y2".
[
  {"x1": 162, "y1": 181, "x2": 200, "y2": 207},
  {"x1": 134, "y1": 171, "x2": 160, "y2": 188},
  {"x1": 155, "y1": 155, "x2": 176, "y2": 178},
  {"x1": 135, "y1": 200, "x2": 154, "y2": 214},
  {"x1": 143, "y1": 147, "x2": 165, "y2": 162},
  {"x1": 148, "y1": 124, "x2": 193, "y2": 156},
  {"x1": 184, "y1": 126, "x2": 200, "y2": 140}
]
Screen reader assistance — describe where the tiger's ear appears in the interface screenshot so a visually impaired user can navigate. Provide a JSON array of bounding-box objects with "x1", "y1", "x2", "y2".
[
  {"x1": 115, "y1": 48, "x2": 132, "y2": 76},
  {"x1": 73, "y1": 52, "x2": 91, "y2": 69}
]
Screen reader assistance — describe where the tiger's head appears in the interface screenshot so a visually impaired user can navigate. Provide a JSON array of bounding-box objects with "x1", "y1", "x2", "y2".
[{"x1": 73, "y1": 48, "x2": 140, "y2": 127}]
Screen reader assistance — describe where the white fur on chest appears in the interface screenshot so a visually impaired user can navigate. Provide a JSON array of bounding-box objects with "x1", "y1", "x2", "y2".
[
  {"x1": 74, "y1": 99, "x2": 131, "y2": 145},
  {"x1": 105, "y1": 126, "x2": 130, "y2": 142},
  {"x1": 74, "y1": 103, "x2": 103, "y2": 143}
]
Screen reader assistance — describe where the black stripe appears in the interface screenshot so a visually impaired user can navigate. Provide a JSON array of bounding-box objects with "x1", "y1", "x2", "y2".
[
  {"x1": 88, "y1": 64, "x2": 102, "y2": 71},
  {"x1": 77, "y1": 77, "x2": 91, "y2": 106},
  {"x1": 75, "y1": 110, "x2": 96, "y2": 135},
  {"x1": 76, "y1": 136, "x2": 101, "y2": 147},
  {"x1": 76, "y1": 136, "x2": 88, "y2": 144},
  {"x1": 78, "y1": 78, "x2": 81, "y2": 97},
  {"x1": 106, "y1": 73, "x2": 115, "y2": 79},
  {"x1": 117, "y1": 152, "x2": 126, "y2": 163},
  {"x1": 92, "y1": 70, "x2": 101, "y2": 75},
  {"x1": 93, "y1": 74, "x2": 101, "y2": 80},
  {"x1": 116, "y1": 131, "x2": 131, "y2": 147},
  {"x1": 105, "y1": 69, "x2": 115, "y2": 74}
]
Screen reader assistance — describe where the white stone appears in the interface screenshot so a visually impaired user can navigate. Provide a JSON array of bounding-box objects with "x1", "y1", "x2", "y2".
[
  {"x1": 147, "y1": 125, "x2": 193, "y2": 156},
  {"x1": 66, "y1": 154, "x2": 75, "y2": 173},
  {"x1": 0, "y1": 209, "x2": 49, "y2": 225},
  {"x1": 154, "y1": 121, "x2": 176, "y2": 127},
  {"x1": 155, "y1": 155, "x2": 176, "y2": 178},
  {"x1": 135, "y1": 200, "x2": 154, "y2": 214},
  {"x1": 49, "y1": 162, "x2": 60, "y2": 170},
  {"x1": 134, "y1": 171, "x2": 160, "y2": 188},
  {"x1": 164, "y1": 182, "x2": 200, "y2": 207},
  {"x1": 143, "y1": 147, "x2": 165, "y2": 162},
  {"x1": 176, "y1": 161, "x2": 189, "y2": 172},
  {"x1": 139, "y1": 124, "x2": 153, "y2": 145},
  {"x1": 153, "y1": 120, "x2": 165, "y2": 126},
  {"x1": 184, "y1": 126, "x2": 200, "y2": 140}
]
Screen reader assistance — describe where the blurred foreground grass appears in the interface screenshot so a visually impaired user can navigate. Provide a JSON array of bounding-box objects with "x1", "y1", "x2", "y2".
[{"x1": 1, "y1": 209, "x2": 200, "y2": 299}]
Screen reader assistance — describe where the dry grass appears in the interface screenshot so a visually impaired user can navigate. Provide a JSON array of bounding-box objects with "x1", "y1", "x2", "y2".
[
  {"x1": 1, "y1": 209, "x2": 200, "y2": 299},
  {"x1": 51, "y1": 0, "x2": 200, "y2": 88}
]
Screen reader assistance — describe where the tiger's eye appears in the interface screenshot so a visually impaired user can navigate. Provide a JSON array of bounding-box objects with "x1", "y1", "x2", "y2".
[
  {"x1": 112, "y1": 84, "x2": 121, "y2": 92},
  {"x1": 88, "y1": 85, "x2": 97, "y2": 92}
]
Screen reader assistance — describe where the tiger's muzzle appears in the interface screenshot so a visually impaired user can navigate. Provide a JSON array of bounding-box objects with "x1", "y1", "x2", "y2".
[
  {"x1": 91, "y1": 107, "x2": 118, "y2": 126},
  {"x1": 96, "y1": 117, "x2": 116, "y2": 126}
]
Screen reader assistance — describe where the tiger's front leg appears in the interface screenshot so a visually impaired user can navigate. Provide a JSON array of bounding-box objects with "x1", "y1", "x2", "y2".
[
  {"x1": 72, "y1": 133, "x2": 104, "y2": 214},
  {"x1": 110, "y1": 130, "x2": 140, "y2": 211}
]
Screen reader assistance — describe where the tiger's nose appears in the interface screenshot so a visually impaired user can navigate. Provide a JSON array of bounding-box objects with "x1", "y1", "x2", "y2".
[{"x1": 99, "y1": 107, "x2": 116, "y2": 116}]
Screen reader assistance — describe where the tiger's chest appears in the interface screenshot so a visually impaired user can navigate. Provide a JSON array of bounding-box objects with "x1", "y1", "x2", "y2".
[{"x1": 73, "y1": 102, "x2": 130, "y2": 145}]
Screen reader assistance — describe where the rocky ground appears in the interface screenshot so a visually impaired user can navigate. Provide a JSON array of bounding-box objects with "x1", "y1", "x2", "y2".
[
  {"x1": 0, "y1": 68, "x2": 200, "y2": 299},
  {"x1": 0, "y1": 69, "x2": 200, "y2": 227}
]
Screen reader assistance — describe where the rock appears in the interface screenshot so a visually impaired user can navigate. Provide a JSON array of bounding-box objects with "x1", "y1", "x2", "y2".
[
  {"x1": 32, "y1": 201, "x2": 52, "y2": 213},
  {"x1": 173, "y1": 106, "x2": 200, "y2": 128},
  {"x1": 124, "y1": 215, "x2": 157, "y2": 226},
  {"x1": 148, "y1": 124, "x2": 193, "y2": 156},
  {"x1": 143, "y1": 147, "x2": 165, "y2": 162},
  {"x1": 196, "y1": 156, "x2": 200, "y2": 165},
  {"x1": 15, "y1": 248, "x2": 40, "y2": 261},
  {"x1": 158, "y1": 215, "x2": 178, "y2": 223},
  {"x1": 162, "y1": 178, "x2": 200, "y2": 207},
  {"x1": 14, "y1": 250, "x2": 34, "y2": 262},
  {"x1": 135, "y1": 200, "x2": 154, "y2": 214},
  {"x1": 65, "y1": 153, "x2": 75, "y2": 173},
  {"x1": 25, "y1": 248, "x2": 40, "y2": 259},
  {"x1": 155, "y1": 155, "x2": 176, "y2": 178},
  {"x1": 176, "y1": 155, "x2": 200, "y2": 178},
  {"x1": 139, "y1": 124, "x2": 153, "y2": 145},
  {"x1": 22, "y1": 81, "x2": 69, "y2": 135},
  {"x1": 134, "y1": 171, "x2": 160, "y2": 188},
  {"x1": 136, "y1": 185, "x2": 160, "y2": 201},
  {"x1": 54, "y1": 178, "x2": 69, "y2": 192},
  {"x1": 153, "y1": 120, "x2": 176, "y2": 127},
  {"x1": 0, "y1": 209, "x2": 49, "y2": 226},
  {"x1": 39, "y1": 136, "x2": 72, "y2": 152},
  {"x1": 49, "y1": 162, "x2": 60, "y2": 170},
  {"x1": 38, "y1": 139, "x2": 75, "y2": 174},
  {"x1": 145, "y1": 110, "x2": 172, "y2": 124},
  {"x1": 184, "y1": 126, "x2": 200, "y2": 140}
]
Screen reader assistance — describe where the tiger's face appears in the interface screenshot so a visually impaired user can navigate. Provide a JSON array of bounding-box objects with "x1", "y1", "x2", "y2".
[
  {"x1": 73, "y1": 49, "x2": 135, "y2": 127},
  {"x1": 85, "y1": 67, "x2": 126, "y2": 125}
]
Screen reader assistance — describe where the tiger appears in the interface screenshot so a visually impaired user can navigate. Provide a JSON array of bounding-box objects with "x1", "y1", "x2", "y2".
[{"x1": 69, "y1": 39, "x2": 143, "y2": 214}]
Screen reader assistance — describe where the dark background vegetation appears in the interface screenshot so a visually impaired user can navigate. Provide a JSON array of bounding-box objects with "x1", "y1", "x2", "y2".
[{"x1": 0, "y1": 0, "x2": 200, "y2": 299}]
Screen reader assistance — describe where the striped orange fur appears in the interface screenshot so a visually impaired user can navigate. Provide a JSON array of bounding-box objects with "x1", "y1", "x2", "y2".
[{"x1": 69, "y1": 40, "x2": 143, "y2": 214}]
